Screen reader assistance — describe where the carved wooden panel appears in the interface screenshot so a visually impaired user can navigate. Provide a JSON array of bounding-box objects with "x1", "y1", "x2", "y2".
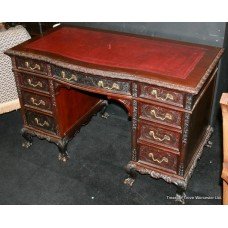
[
  {"x1": 138, "y1": 144, "x2": 178, "y2": 173},
  {"x1": 139, "y1": 122, "x2": 181, "y2": 151},
  {"x1": 19, "y1": 73, "x2": 50, "y2": 93},
  {"x1": 140, "y1": 84, "x2": 184, "y2": 107},
  {"x1": 16, "y1": 57, "x2": 48, "y2": 75},
  {"x1": 25, "y1": 110, "x2": 56, "y2": 134},
  {"x1": 21, "y1": 91, "x2": 52, "y2": 112},
  {"x1": 139, "y1": 103, "x2": 182, "y2": 128},
  {"x1": 52, "y1": 66, "x2": 131, "y2": 95}
]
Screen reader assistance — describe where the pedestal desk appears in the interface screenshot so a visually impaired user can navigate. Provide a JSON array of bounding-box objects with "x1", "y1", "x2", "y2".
[{"x1": 5, "y1": 26, "x2": 223, "y2": 202}]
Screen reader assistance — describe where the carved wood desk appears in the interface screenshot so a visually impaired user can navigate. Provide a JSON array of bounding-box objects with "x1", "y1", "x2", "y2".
[{"x1": 5, "y1": 26, "x2": 223, "y2": 202}]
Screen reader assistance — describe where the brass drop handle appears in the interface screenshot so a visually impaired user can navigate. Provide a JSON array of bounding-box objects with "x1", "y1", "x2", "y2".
[
  {"x1": 34, "y1": 118, "x2": 49, "y2": 127},
  {"x1": 148, "y1": 152, "x2": 168, "y2": 164},
  {"x1": 30, "y1": 97, "x2": 45, "y2": 106},
  {"x1": 151, "y1": 89, "x2": 174, "y2": 101},
  {"x1": 27, "y1": 79, "x2": 43, "y2": 88},
  {"x1": 61, "y1": 71, "x2": 77, "y2": 81},
  {"x1": 97, "y1": 80, "x2": 120, "y2": 90},
  {"x1": 150, "y1": 109, "x2": 172, "y2": 121},
  {"x1": 149, "y1": 130, "x2": 171, "y2": 142},
  {"x1": 25, "y1": 61, "x2": 41, "y2": 71}
]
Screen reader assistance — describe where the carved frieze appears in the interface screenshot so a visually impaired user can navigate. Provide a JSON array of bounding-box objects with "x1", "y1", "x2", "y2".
[{"x1": 52, "y1": 66, "x2": 131, "y2": 95}]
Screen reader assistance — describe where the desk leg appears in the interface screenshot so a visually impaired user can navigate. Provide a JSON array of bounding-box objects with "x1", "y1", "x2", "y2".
[
  {"x1": 21, "y1": 128, "x2": 33, "y2": 148},
  {"x1": 57, "y1": 139, "x2": 70, "y2": 163},
  {"x1": 100, "y1": 100, "x2": 109, "y2": 119},
  {"x1": 124, "y1": 163, "x2": 137, "y2": 187},
  {"x1": 175, "y1": 185, "x2": 186, "y2": 204}
]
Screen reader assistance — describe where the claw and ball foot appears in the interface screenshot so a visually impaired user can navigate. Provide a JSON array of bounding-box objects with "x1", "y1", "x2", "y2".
[
  {"x1": 58, "y1": 152, "x2": 70, "y2": 163},
  {"x1": 175, "y1": 186, "x2": 186, "y2": 204},
  {"x1": 124, "y1": 163, "x2": 137, "y2": 187},
  {"x1": 101, "y1": 112, "x2": 109, "y2": 119},
  {"x1": 57, "y1": 139, "x2": 70, "y2": 163},
  {"x1": 100, "y1": 100, "x2": 109, "y2": 119},
  {"x1": 124, "y1": 177, "x2": 135, "y2": 186},
  {"x1": 22, "y1": 141, "x2": 32, "y2": 148},
  {"x1": 21, "y1": 128, "x2": 33, "y2": 149}
]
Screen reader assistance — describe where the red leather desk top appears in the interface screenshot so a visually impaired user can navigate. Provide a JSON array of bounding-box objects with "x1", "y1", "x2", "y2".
[{"x1": 25, "y1": 27, "x2": 207, "y2": 80}]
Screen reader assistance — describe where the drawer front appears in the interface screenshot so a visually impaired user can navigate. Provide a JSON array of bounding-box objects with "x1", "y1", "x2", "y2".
[
  {"x1": 52, "y1": 66, "x2": 131, "y2": 95},
  {"x1": 139, "y1": 103, "x2": 182, "y2": 128},
  {"x1": 138, "y1": 144, "x2": 178, "y2": 173},
  {"x1": 25, "y1": 110, "x2": 56, "y2": 134},
  {"x1": 19, "y1": 73, "x2": 49, "y2": 93},
  {"x1": 16, "y1": 57, "x2": 48, "y2": 75},
  {"x1": 22, "y1": 91, "x2": 52, "y2": 112},
  {"x1": 140, "y1": 84, "x2": 184, "y2": 107},
  {"x1": 139, "y1": 122, "x2": 181, "y2": 151}
]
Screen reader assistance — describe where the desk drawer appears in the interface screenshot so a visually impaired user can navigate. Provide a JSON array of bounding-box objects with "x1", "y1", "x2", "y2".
[
  {"x1": 52, "y1": 66, "x2": 131, "y2": 95},
  {"x1": 139, "y1": 122, "x2": 181, "y2": 151},
  {"x1": 25, "y1": 110, "x2": 56, "y2": 134},
  {"x1": 16, "y1": 57, "x2": 48, "y2": 75},
  {"x1": 139, "y1": 103, "x2": 182, "y2": 128},
  {"x1": 22, "y1": 91, "x2": 52, "y2": 112},
  {"x1": 19, "y1": 73, "x2": 50, "y2": 93},
  {"x1": 139, "y1": 84, "x2": 184, "y2": 107},
  {"x1": 138, "y1": 143, "x2": 178, "y2": 173}
]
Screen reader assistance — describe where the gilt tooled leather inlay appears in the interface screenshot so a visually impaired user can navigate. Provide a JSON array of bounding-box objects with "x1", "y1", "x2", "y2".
[
  {"x1": 52, "y1": 66, "x2": 131, "y2": 95},
  {"x1": 140, "y1": 103, "x2": 182, "y2": 127},
  {"x1": 25, "y1": 27, "x2": 206, "y2": 79}
]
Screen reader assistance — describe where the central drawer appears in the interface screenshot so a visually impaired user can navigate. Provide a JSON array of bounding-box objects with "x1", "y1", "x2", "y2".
[
  {"x1": 52, "y1": 66, "x2": 131, "y2": 95},
  {"x1": 138, "y1": 121, "x2": 181, "y2": 151}
]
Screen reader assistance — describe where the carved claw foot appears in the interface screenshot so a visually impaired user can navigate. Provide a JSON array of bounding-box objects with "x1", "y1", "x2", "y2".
[
  {"x1": 206, "y1": 140, "x2": 213, "y2": 148},
  {"x1": 58, "y1": 152, "x2": 69, "y2": 163},
  {"x1": 175, "y1": 192, "x2": 186, "y2": 204},
  {"x1": 101, "y1": 112, "x2": 109, "y2": 119},
  {"x1": 124, "y1": 177, "x2": 135, "y2": 187},
  {"x1": 22, "y1": 141, "x2": 32, "y2": 148},
  {"x1": 124, "y1": 163, "x2": 137, "y2": 187},
  {"x1": 21, "y1": 128, "x2": 33, "y2": 149},
  {"x1": 175, "y1": 186, "x2": 186, "y2": 204}
]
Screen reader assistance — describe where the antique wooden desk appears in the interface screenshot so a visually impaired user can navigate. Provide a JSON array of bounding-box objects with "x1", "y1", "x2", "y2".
[{"x1": 5, "y1": 26, "x2": 223, "y2": 202}]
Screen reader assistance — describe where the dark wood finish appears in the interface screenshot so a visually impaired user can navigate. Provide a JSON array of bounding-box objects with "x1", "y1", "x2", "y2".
[{"x1": 4, "y1": 26, "x2": 223, "y2": 202}]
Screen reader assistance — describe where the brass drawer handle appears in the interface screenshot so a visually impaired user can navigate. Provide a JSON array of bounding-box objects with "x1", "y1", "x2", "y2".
[
  {"x1": 30, "y1": 97, "x2": 45, "y2": 106},
  {"x1": 34, "y1": 117, "x2": 49, "y2": 127},
  {"x1": 150, "y1": 109, "x2": 172, "y2": 121},
  {"x1": 151, "y1": 89, "x2": 174, "y2": 101},
  {"x1": 27, "y1": 79, "x2": 43, "y2": 88},
  {"x1": 61, "y1": 71, "x2": 77, "y2": 81},
  {"x1": 149, "y1": 130, "x2": 171, "y2": 142},
  {"x1": 97, "y1": 80, "x2": 120, "y2": 90},
  {"x1": 25, "y1": 61, "x2": 41, "y2": 71},
  {"x1": 148, "y1": 152, "x2": 168, "y2": 164}
]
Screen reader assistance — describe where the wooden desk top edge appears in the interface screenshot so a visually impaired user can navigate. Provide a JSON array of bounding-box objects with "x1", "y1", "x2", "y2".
[{"x1": 5, "y1": 25, "x2": 224, "y2": 95}]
